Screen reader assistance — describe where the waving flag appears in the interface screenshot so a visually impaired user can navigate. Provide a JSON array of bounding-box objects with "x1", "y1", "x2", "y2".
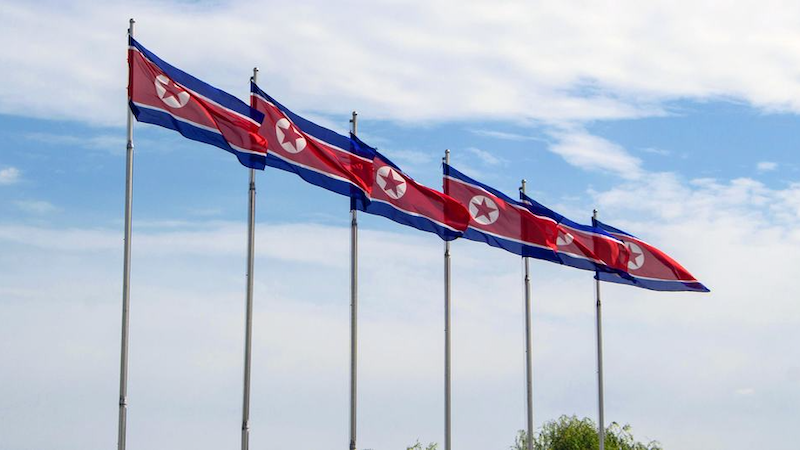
[
  {"x1": 128, "y1": 38, "x2": 267, "y2": 169},
  {"x1": 355, "y1": 149, "x2": 469, "y2": 240},
  {"x1": 593, "y1": 219, "x2": 709, "y2": 292},
  {"x1": 250, "y1": 83, "x2": 374, "y2": 201},
  {"x1": 521, "y1": 193, "x2": 630, "y2": 274},
  {"x1": 444, "y1": 164, "x2": 560, "y2": 261}
]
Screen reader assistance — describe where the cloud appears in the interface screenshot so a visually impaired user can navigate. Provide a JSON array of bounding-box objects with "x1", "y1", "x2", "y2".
[
  {"x1": 642, "y1": 147, "x2": 671, "y2": 156},
  {"x1": 547, "y1": 128, "x2": 643, "y2": 179},
  {"x1": 380, "y1": 148, "x2": 437, "y2": 167},
  {"x1": 14, "y1": 200, "x2": 59, "y2": 214},
  {"x1": 3, "y1": 0, "x2": 800, "y2": 127},
  {"x1": 757, "y1": 161, "x2": 778, "y2": 173},
  {"x1": 465, "y1": 147, "x2": 505, "y2": 166},
  {"x1": 470, "y1": 129, "x2": 540, "y2": 142},
  {"x1": 24, "y1": 132, "x2": 126, "y2": 153},
  {"x1": 3, "y1": 166, "x2": 800, "y2": 450},
  {"x1": 0, "y1": 167, "x2": 21, "y2": 185}
]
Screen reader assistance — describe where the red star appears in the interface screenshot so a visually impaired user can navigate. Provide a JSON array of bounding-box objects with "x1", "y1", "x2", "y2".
[
  {"x1": 472, "y1": 198, "x2": 497, "y2": 221},
  {"x1": 160, "y1": 78, "x2": 186, "y2": 101},
  {"x1": 280, "y1": 122, "x2": 304, "y2": 148},
  {"x1": 380, "y1": 168, "x2": 405, "y2": 196}
]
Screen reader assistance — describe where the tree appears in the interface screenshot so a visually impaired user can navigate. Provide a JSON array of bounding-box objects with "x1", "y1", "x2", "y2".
[
  {"x1": 407, "y1": 440, "x2": 438, "y2": 450},
  {"x1": 512, "y1": 415, "x2": 662, "y2": 450}
]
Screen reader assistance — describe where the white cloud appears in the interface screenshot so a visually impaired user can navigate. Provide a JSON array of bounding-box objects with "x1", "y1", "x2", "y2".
[
  {"x1": 2, "y1": 0, "x2": 800, "y2": 127},
  {"x1": 3, "y1": 172, "x2": 800, "y2": 450},
  {"x1": 642, "y1": 147, "x2": 671, "y2": 156},
  {"x1": 465, "y1": 147, "x2": 505, "y2": 166},
  {"x1": 380, "y1": 148, "x2": 437, "y2": 167},
  {"x1": 757, "y1": 161, "x2": 778, "y2": 172},
  {"x1": 470, "y1": 129, "x2": 540, "y2": 142},
  {"x1": 0, "y1": 167, "x2": 21, "y2": 185},
  {"x1": 24, "y1": 132, "x2": 126, "y2": 153},
  {"x1": 3, "y1": 1, "x2": 800, "y2": 449},
  {"x1": 14, "y1": 200, "x2": 59, "y2": 214},
  {"x1": 547, "y1": 128, "x2": 643, "y2": 179}
]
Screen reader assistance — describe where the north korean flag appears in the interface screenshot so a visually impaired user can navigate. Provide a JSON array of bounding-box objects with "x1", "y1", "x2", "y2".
[
  {"x1": 593, "y1": 219, "x2": 709, "y2": 292},
  {"x1": 521, "y1": 193, "x2": 630, "y2": 274},
  {"x1": 128, "y1": 38, "x2": 267, "y2": 169},
  {"x1": 444, "y1": 164, "x2": 560, "y2": 262},
  {"x1": 250, "y1": 83, "x2": 374, "y2": 202},
  {"x1": 354, "y1": 149, "x2": 469, "y2": 240}
]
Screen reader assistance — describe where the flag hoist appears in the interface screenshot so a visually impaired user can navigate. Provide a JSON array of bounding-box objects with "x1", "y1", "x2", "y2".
[
  {"x1": 589, "y1": 210, "x2": 708, "y2": 449},
  {"x1": 117, "y1": 18, "x2": 135, "y2": 450},
  {"x1": 593, "y1": 210, "x2": 607, "y2": 450},
  {"x1": 349, "y1": 111, "x2": 359, "y2": 450},
  {"x1": 248, "y1": 85, "x2": 374, "y2": 449},
  {"x1": 121, "y1": 21, "x2": 267, "y2": 450},
  {"x1": 442, "y1": 149, "x2": 452, "y2": 450},
  {"x1": 240, "y1": 67, "x2": 260, "y2": 450},
  {"x1": 520, "y1": 180, "x2": 534, "y2": 450}
]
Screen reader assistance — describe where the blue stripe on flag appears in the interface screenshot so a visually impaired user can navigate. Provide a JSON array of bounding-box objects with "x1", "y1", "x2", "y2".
[
  {"x1": 130, "y1": 102, "x2": 266, "y2": 170},
  {"x1": 357, "y1": 199, "x2": 462, "y2": 241},
  {"x1": 264, "y1": 154, "x2": 369, "y2": 202},
  {"x1": 596, "y1": 271, "x2": 710, "y2": 292},
  {"x1": 593, "y1": 219, "x2": 635, "y2": 238},
  {"x1": 462, "y1": 228, "x2": 561, "y2": 263}
]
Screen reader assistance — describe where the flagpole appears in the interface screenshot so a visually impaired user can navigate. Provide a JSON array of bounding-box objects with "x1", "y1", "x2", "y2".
[
  {"x1": 593, "y1": 209, "x2": 606, "y2": 450},
  {"x1": 117, "y1": 17, "x2": 135, "y2": 450},
  {"x1": 349, "y1": 111, "x2": 359, "y2": 450},
  {"x1": 520, "y1": 180, "x2": 534, "y2": 450},
  {"x1": 443, "y1": 149, "x2": 452, "y2": 450},
  {"x1": 240, "y1": 67, "x2": 259, "y2": 450}
]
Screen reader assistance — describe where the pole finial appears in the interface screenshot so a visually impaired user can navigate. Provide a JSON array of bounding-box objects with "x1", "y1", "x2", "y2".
[
  {"x1": 350, "y1": 111, "x2": 357, "y2": 135},
  {"x1": 593, "y1": 209, "x2": 598, "y2": 219}
]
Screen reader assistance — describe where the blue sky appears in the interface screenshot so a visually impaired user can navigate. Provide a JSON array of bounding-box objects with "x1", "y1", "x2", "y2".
[{"x1": 2, "y1": 1, "x2": 800, "y2": 450}]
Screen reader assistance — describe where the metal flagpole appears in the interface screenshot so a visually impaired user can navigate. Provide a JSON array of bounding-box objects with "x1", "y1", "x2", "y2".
[
  {"x1": 593, "y1": 209, "x2": 606, "y2": 450},
  {"x1": 241, "y1": 67, "x2": 259, "y2": 450},
  {"x1": 520, "y1": 180, "x2": 534, "y2": 450},
  {"x1": 117, "y1": 17, "x2": 135, "y2": 450},
  {"x1": 443, "y1": 149, "x2": 452, "y2": 450},
  {"x1": 349, "y1": 111, "x2": 359, "y2": 450}
]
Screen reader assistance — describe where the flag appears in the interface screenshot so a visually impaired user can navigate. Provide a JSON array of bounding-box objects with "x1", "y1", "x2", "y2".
[
  {"x1": 250, "y1": 83, "x2": 374, "y2": 202},
  {"x1": 354, "y1": 149, "x2": 469, "y2": 240},
  {"x1": 444, "y1": 164, "x2": 560, "y2": 262},
  {"x1": 128, "y1": 38, "x2": 267, "y2": 169},
  {"x1": 593, "y1": 219, "x2": 709, "y2": 292},
  {"x1": 521, "y1": 193, "x2": 630, "y2": 274}
]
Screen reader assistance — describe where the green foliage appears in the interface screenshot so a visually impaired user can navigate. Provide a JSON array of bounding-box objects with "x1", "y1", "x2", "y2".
[
  {"x1": 407, "y1": 440, "x2": 438, "y2": 450},
  {"x1": 512, "y1": 415, "x2": 662, "y2": 450}
]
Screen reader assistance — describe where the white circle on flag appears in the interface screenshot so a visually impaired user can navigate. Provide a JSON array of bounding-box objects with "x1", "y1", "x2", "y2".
[
  {"x1": 625, "y1": 241, "x2": 645, "y2": 270},
  {"x1": 557, "y1": 230, "x2": 574, "y2": 246},
  {"x1": 376, "y1": 166, "x2": 407, "y2": 199},
  {"x1": 468, "y1": 195, "x2": 499, "y2": 225},
  {"x1": 275, "y1": 118, "x2": 307, "y2": 153},
  {"x1": 154, "y1": 74, "x2": 190, "y2": 108}
]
